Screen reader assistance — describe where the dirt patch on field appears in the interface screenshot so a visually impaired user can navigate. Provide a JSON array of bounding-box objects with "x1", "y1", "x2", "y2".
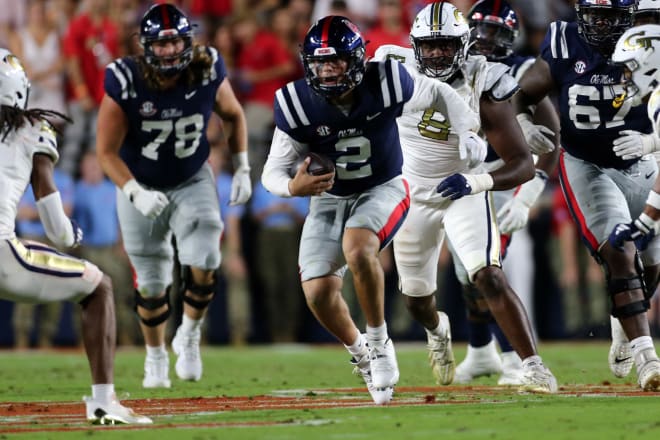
[{"x1": 0, "y1": 383, "x2": 650, "y2": 433}]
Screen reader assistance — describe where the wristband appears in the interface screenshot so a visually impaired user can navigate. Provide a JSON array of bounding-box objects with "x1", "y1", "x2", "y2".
[
  {"x1": 646, "y1": 190, "x2": 660, "y2": 211},
  {"x1": 464, "y1": 173, "x2": 494, "y2": 194},
  {"x1": 232, "y1": 151, "x2": 250, "y2": 171}
]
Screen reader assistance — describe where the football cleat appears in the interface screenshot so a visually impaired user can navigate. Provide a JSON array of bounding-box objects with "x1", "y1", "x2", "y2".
[
  {"x1": 351, "y1": 352, "x2": 394, "y2": 405},
  {"x1": 454, "y1": 340, "x2": 503, "y2": 384},
  {"x1": 368, "y1": 338, "x2": 400, "y2": 389},
  {"x1": 497, "y1": 351, "x2": 525, "y2": 386},
  {"x1": 172, "y1": 326, "x2": 203, "y2": 381},
  {"x1": 609, "y1": 316, "x2": 633, "y2": 378},
  {"x1": 638, "y1": 355, "x2": 660, "y2": 392},
  {"x1": 427, "y1": 312, "x2": 455, "y2": 385},
  {"x1": 519, "y1": 360, "x2": 558, "y2": 394},
  {"x1": 142, "y1": 352, "x2": 171, "y2": 388},
  {"x1": 84, "y1": 396, "x2": 152, "y2": 425}
]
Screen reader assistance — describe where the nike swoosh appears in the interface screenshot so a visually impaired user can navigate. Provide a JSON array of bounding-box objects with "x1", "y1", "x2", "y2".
[
  {"x1": 646, "y1": 172, "x2": 655, "y2": 179},
  {"x1": 614, "y1": 356, "x2": 632, "y2": 364},
  {"x1": 366, "y1": 112, "x2": 381, "y2": 121},
  {"x1": 185, "y1": 91, "x2": 196, "y2": 99}
]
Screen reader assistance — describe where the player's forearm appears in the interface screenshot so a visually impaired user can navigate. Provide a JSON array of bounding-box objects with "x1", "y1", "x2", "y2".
[
  {"x1": 224, "y1": 111, "x2": 249, "y2": 156},
  {"x1": 97, "y1": 151, "x2": 134, "y2": 189},
  {"x1": 489, "y1": 153, "x2": 535, "y2": 190}
]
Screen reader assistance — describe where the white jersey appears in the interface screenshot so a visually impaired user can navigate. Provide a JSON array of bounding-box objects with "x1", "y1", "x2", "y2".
[
  {"x1": 0, "y1": 119, "x2": 58, "y2": 239},
  {"x1": 373, "y1": 45, "x2": 518, "y2": 186}
]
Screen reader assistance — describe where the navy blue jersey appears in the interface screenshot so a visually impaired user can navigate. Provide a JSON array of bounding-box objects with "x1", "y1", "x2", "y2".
[
  {"x1": 274, "y1": 59, "x2": 414, "y2": 197},
  {"x1": 541, "y1": 21, "x2": 651, "y2": 169},
  {"x1": 105, "y1": 47, "x2": 226, "y2": 188}
]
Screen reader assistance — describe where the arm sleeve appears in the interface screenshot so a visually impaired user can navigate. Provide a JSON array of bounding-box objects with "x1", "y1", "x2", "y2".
[
  {"x1": 404, "y1": 72, "x2": 480, "y2": 133},
  {"x1": 261, "y1": 127, "x2": 308, "y2": 197},
  {"x1": 35, "y1": 191, "x2": 75, "y2": 248}
]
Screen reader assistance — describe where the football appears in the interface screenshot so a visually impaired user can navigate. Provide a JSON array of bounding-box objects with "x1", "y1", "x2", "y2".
[{"x1": 290, "y1": 152, "x2": 335, "y2": 177}]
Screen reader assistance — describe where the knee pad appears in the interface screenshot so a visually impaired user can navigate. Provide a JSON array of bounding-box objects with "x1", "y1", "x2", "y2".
[
  {"x1": 179, "y1": 265, "x2": 216, "y2": 310},
  {"x1": 604, "y1": 255, "x2": 650, "y2": 319},
  {"x1": 134, "y1": 289, "x2": 171, "y2": 327},
  {"x1": 462, "y1": 285, "x2": 492, "y2": 323}
]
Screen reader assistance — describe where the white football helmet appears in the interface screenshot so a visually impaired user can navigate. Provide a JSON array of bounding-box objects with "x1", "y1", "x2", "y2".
[
  {"x1": 0, "y1": 48, "x2": 29, "y2": 109},
  {"x1": 635, "y1": 0, "x2": 660, "y2": 25},
  {"x1": 612, "y1": 24, "x2": 660, "y2": 106},
  {"x1": 410, "y1": 1, "x2": 470, "y2": 81}
]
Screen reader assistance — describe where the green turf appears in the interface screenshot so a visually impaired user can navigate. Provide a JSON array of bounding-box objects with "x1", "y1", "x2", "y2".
[{"x1": 1, "y1": 342, "x2": 659, "y2": 439}]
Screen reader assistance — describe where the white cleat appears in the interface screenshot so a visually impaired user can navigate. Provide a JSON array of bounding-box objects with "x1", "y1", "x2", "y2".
[
  {"x1": 351, "y1": 353, "x2": 394, "y2": 405},
  {"x1": 369, "y1": 338, "x2": 400, "y2": 389},
  {"x1": 454, "y1": 340, "x2": 502, "y2": 384},
  {"x1": 609, "y1": 316, "x2": 633, "y2": 378},
  {"x1": 172, "y1": 326, "x2": 203, "y2": 381},
  {"x1": 427, "y1": 312, "x2": 455, "y2": 385},
  {"x1": 519, "y1": 361, "x2": 558, "y2": 394},
  {"x1": 636, "y1": 349, "x2": 660, "y2": 392},
  {"x1": 497, "y1": 351, "x2": 525, "y2": 386},
  {"x1": 142, "y1": 353, "x2": 171, "y2": 388},
  {"x1": 84, "y1": 396, "x2": 153, "y2": 425}
]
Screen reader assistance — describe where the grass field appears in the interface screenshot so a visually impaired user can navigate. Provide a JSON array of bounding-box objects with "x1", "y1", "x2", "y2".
[{"x1": 1, "y1": 341, "x2": 659, "y2": 439}]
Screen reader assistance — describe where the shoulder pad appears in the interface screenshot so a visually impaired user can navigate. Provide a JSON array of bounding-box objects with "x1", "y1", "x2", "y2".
[
  {"x1": 106, "y1": 58, "x2": 137, "y2": 101},
  {"x1": 26, "y1": 119, "x2": 59, "y2": 163},
  {"x1": 373, "y1": 45, "x2": 415, "y2": 69},
  {"x1": 484, "y1": 62, "x2": 519, "y2": 102}
]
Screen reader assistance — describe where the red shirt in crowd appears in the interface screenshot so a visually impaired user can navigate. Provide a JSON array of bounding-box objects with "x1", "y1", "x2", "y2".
[{"x1": 63, "y1": 14, "x2": 119, "y2": 105}]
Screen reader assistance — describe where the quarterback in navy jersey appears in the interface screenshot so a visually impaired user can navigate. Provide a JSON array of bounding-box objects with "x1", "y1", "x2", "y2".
[
  {"x1": 97, "y1": 3, "x2": 251, "y2": 389},
  {"x1": 262, "y1": 15, "x2": 479, "y2": 405},
  {"x1": 516, "y1": 0, "x2": 660, "y2": 391}
]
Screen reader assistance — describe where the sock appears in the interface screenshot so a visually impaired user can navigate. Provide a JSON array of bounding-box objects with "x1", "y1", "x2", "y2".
[
  {"x1": 468, "y1": 321, "x2": 492, "y2": 348},
  {"x1": 92, "y1": 384, "x2": 115, "y2": 403},
  {"x1": 180, "y1": 314, "x2": 203, "y2": 334},
  {"x1": 146, "y1": 344, "x2": 167, "y2": 358},
  {"x1": 490, "y1": 323, "x2": 513, "y2": 352},
  {"x1": 630, "y1": 335, "x2": 656, "y2": 368},
  {"x1": 521, "y1": 355, "x2": 542, "y2": 368},
  {"x1": 345, "y1": 333, "x2": 367, "y2": 357},
  {"x1": 366, "y1": 322, "x2": 388, "y2": 345}
]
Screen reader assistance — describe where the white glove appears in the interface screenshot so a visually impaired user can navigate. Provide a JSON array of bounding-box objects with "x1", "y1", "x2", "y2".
[
  {"x1": 612, "y1": 130, "x2": 660, "y2": 160},
  {"x1": 458, "y1": 131, "x2": 488, "y2": 168},
  {"x1": 230, "y1": 151, "x2": 252, "y2": 205},
  {"x1": 122, "y1": 179, "x2": 169, "y2": 219},
  {"x1": 516, "y1": 113, "x2": 555, "y2": 155},
  {"x1": 496, "y1": 171, "x2": 547, "y2": 234}
]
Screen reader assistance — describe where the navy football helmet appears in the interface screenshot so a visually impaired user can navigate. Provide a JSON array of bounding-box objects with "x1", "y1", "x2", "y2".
[
  {"x1": 467, "y1": 0, "x2": 519, "y2": 61},
  {"x1": 575, "y1": 0, "x2": 636, "y2": 56},
  {"x1": 301, "y1": 16, "x2": 366, "y2": 97},
  {"x1": 140, "y1": 3, "x2": 194, "y2": 77}
]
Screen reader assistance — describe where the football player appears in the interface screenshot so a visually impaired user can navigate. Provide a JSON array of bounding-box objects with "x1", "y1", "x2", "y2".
[
  {"x1": 372, "y1": 1, "x2": 558, "y2": 393},
  {"x1": 261, "y1": 15, "x2": 481, "y2": 404},
  {"x1": 443, "y1": 0, "x2": 561, "y2": 387},
  {"x1": 515, "y1": 0, "x2": 660, "y2": 391},
  {"x1": 96, "y1": 4, "x2": 251, "y2": 388},
  {"x1": 0, "y1": 49, "x2": 151, "y2": 424},
  {"x1": 634, "y1": 0, "x2": 660, "y2": 25}
]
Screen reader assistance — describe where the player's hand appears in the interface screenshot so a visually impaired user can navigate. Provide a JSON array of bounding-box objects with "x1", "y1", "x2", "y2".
[
  {"x1": 516, "y1": 113, "x2": 555, "y2": 155},
  {"x1": 70, "y1": 219, "x2": 83, "y2": 248},
  {"x1": 230, "y1": 167, "x2": 252, "y2": 205},
  {"x1": 612, "y1": 130, "x2": 660, "y2": 160},
  {"x1": 458, "y1": 131, "x2": 487, "y2": 168},
  {"x1": 288, "y1": 157, "x2": 335, "y2": 196},
  {"x1": 496, "y1": 197, "x2": 528, "y2": 234},
  {"x1": 437, "y1": 173, "x2": 472, "y2": 200},
  {"x1": 132, "y1": 188, "x2": 169, "y2": 219},
  {"x1": 609, "y1": 216, "x2": 656, "y2": 251}
]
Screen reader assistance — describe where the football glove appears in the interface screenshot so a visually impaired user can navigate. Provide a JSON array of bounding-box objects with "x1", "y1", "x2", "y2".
[
  {"x1": 612, "y1": 130, "x2": 660, "y2": 160},
  {"x1": 516, "y1": 113, "x2": 555, "y2": 155},
  {"x1": 437, "y1": 173, "x2": 494, "y2": 200},
  {"x1": 230, "y1": 151, "x2": 252, "y2": 205},
  {"x1": 122, "y1": 179, "x2": 169, "y2": 219},
  {"x1": 458, "y1": 131, "x2": 488, "y2": 169},
  {"x1": 496, "y1": 171, "x2": 547, "y2": 234},
  {"x1": 609, "y1": 213, "x2": 659, "y2": 251}
]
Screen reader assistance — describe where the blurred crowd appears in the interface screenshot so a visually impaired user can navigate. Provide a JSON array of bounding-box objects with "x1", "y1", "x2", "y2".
[{"x1": 0, "y1": 0, "x2": 657, "y2": 348}]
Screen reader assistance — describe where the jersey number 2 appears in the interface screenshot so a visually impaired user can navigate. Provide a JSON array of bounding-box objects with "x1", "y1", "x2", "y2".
[{"x1": 141, "y1": 114, "x2": 204, "y2": 160}]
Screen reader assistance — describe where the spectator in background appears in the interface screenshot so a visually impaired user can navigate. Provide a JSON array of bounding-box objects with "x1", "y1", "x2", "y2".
[
  {"x1": 311, "y1": 0, "x2": 378, "y2": 29},
  {"x1": 73, "y1": 151, "x2": 137, "y2": 346},
  {"x1": 14, "y1": 168, "x2": 75, "y2": 348},
  {"x1": 231, "y1": 11, "x2": 296, "y2": 182},
  {"x1": 270, "y1": 6, "x2": 303, "y2": 82},
  {"x1": 286, "y1": 0, "x2": 313, "y2": 41},
  {"x1": 0, "y1": 0, "x2": 26, "y2": 47},
  {"x1": 60, "y1": 0, "x2": 119, "y2": 176},
  {"x1": 251, "y1": 181, "x2": 309, "y2": 343},
  {"x1": 363, "y1": 0, "x2": 410, "y2": 59},
  {"x1": 9, "y1": 0, "x2": 67, "y2": 131}
]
